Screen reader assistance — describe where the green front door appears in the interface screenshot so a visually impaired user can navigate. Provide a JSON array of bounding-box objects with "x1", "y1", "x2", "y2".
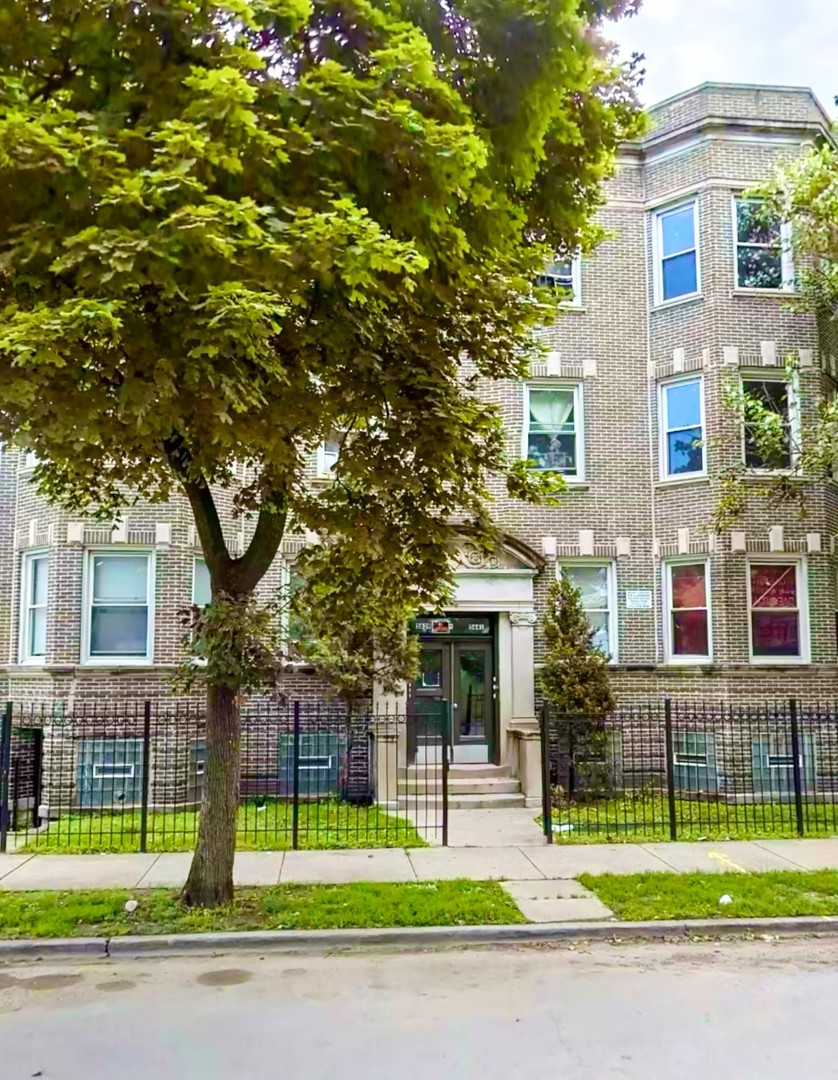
[{"x1": 452, "y1": 641, "x2": 493, "y2": 761}]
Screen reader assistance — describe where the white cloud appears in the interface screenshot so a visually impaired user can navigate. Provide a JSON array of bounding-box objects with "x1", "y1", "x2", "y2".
[{"x1": 609, "y1": 0, "x2": 836, "y2": 115}]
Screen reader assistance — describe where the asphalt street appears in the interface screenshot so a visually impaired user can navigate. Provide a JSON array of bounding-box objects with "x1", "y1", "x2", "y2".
[{"x1": 1, "y1": 938, "x2": 837, "y2": 1078}]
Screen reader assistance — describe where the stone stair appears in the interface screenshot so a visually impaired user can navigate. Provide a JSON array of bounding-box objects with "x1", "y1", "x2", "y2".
[{"x1": 397, "y1": 763, "x2": 526, "y2": 809}]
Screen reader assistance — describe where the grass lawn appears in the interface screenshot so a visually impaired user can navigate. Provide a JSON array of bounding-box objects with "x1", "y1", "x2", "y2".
[
  {"x1": 544, "y1": 794, "x2": 838, "y2": 844},
  {"x1": 580, "y1": 869, "x2": 838, "y2": 921},
  {"x1": 16, "y1": 800, "x2": 426, "y2": 854},
  {"x1": 0, "y1": 881, "x2": 525, "y2": 939}
]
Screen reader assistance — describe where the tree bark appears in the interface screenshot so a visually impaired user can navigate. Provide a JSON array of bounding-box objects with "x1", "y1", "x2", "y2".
[
  {"x1": 166, "y1": 450, "x2": 288, "y2": 907},
  {"x1": 182, "y1": 681, "x2": 241, "y2": 907}
]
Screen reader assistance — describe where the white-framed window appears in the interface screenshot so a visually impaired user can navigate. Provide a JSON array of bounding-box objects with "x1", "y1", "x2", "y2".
[
  {"x1": 21, "y1": 451, "x2": 38, "y2": 471},
  {"x1": 523, "y1": 383, "x2": 584, "y2": 480},
  {"x1": 663, "y1": 559, "x2": 711, "y2": 663},
  {"x1": 748, "y1": 558, "x2": 809, "y2": 664},
  {"x1": 316, "y1": 433, "x2": 341, "y2": 477},
  {"x1": 192, "y1": 557, "x2": 211, "y2": 608},
  {"x1": 741, "y1": 373, "x2": 799, "y2": 471},
  {"x1": 537, "y1": 254, "x2": 582, "y2": 305},
  {"x1": 558, "y1": 561, "x2": 617, "y2": 660},
  {"x1": 653, "y1": 200, "x2": 700, "y2": 304},
  {"x1": 19, "y1": 551, "x2": 49, "y2": 663},
  {"x1": 659, "y1": 376, "x2": 705, "y2": 478},
  {"x1": 734, "y1": 197, "x2": 793, "y2": 291},
  {"x1": 83, "y1": 550, "x2": 154, "y2": 664}
]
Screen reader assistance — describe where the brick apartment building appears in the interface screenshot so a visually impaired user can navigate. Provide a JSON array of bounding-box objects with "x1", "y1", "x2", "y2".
[{"x1": 2, "y1": 82, "x2": 837, "y2": 792}]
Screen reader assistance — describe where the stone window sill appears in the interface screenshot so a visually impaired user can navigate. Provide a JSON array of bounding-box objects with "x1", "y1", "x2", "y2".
[
  {"x1": 731, "y1": 287, "x2": 796, "y2": 300},
  {"x1": 655, "y1": 474, "x2": 710, "y2": 490},
  {"x1": 651, "y1": 293, "x2": 704, "y2": 313}
]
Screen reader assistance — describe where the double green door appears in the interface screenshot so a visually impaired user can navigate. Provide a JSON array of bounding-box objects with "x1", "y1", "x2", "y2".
[{"x1": 413, "y1": 640, "x2": 494, "y2": 762}]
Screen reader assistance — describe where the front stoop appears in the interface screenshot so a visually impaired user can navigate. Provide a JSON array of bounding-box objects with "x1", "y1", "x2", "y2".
[
  {"x1": 500, "y1": 879, "x2": 615, "y2": 922},
  {"x1": 398, "y1": 764, "x2": 527, "y2": 810}
]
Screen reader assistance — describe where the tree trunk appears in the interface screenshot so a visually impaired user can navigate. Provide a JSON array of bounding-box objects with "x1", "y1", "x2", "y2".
[{"x1": 182, "y1": 682, "x2": 241, "y2": 907}]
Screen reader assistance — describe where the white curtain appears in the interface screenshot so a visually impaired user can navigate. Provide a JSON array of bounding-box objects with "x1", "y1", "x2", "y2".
[{"x1": 529, "y1": 389, "x2": 574, "y2": 429}]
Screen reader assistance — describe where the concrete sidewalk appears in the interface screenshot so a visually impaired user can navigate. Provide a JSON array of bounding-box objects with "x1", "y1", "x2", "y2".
[{"x1": 4, "y1": 837, "x2": 838, "y2": 892}]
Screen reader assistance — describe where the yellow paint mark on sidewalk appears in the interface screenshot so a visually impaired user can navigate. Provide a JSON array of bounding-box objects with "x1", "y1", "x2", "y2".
[{"x1": 708, "y1": 851, "x2": 746, "y2": 873}]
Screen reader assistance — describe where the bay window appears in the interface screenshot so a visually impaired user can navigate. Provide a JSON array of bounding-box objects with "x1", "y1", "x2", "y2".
[
  {"x1": 748, "y1": 560, "x2": 808, "y2": 662},
  {"x1": 734, "y1": 198, "x2": 793, "y2": 291},
  {"x1": 659, "y1": 376, "x2": 705, "y2": 477},
  {"x1": 742, "y1": 376, "x2": 797, "y2": 470},
  {"x1": 85, "y1": 552, "x2": 153, "y2": 663},
  {"x1": 654, "y1": 200, "x2": 699, "y2": 303},
  {"x1": 664, "y1": 561, "x2": 711, "y2": 662}
]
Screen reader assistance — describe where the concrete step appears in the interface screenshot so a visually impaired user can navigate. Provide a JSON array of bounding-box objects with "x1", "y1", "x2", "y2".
[
  {"x1": 399, "y1": 777, "x2": 522, "y2": 796},
  {"x1": 400, "y1": 764, "x2": 512, "y2": 781},
  {"x1": 398, "y1": 792, "x2": 527, "y2": 810}
]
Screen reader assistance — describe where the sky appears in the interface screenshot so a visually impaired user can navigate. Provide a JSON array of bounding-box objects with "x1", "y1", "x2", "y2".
[{"x1": 608, "y1": 0, "x2": 837, "y2": 116}]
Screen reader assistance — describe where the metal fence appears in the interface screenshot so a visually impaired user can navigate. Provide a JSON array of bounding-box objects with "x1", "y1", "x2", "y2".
[
  {"x1": 540, "y1": 699, "x2": 838, "y2": 844},
  {"x1": 0, "y1": 699, "x2": 451, "y2": 854}
]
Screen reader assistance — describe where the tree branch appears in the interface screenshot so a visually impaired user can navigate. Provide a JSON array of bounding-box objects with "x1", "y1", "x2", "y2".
[
  {"x1": 227, "y1": 496, "x2": 287, "y2": 595},
  {"x1": 164, "y1": 434, "x2": 233, "y2": 581}
]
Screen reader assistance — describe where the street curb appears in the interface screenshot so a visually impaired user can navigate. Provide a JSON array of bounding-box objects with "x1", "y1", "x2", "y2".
[{"x1": 5, "y1": 916, "x2": 838, "y2": 961}]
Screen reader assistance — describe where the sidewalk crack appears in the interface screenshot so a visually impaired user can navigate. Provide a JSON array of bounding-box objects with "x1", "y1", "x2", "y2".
[{"x1": 519, "y1": 848, "x2": 547, "y2": 879}]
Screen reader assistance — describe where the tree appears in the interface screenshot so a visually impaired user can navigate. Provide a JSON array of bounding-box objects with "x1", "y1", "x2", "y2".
[
  {"x1": 0, "y1": 0, "x2": 642, "y2": 906},
  {"x1": 538, "y1": 574, "x2": 616, "y2": 798}
]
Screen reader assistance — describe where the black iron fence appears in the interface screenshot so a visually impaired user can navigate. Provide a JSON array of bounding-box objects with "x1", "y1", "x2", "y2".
[
  {"x1": 541, "y1": 699, "x2": 838, "y2": 844},
  {"x1": 0, "y1": 699, "x2": 451, "y2": 854}
]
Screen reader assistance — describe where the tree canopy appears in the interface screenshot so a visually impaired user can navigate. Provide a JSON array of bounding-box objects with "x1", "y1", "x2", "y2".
[{"x1": 0, "y1": 0, "x2": 642, "y2": 904}]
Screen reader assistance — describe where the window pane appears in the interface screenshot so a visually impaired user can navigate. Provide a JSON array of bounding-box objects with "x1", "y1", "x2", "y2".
[
  {"x1": 193, "y1": 558, "x2": 212, "y2": 607},
  {"x1": 744, "y1": 431, "x2": 791, "y2": 470},
  {"x1": 672, "y1": 609, "x2": 709, "y2": 656},
  {"x1": 31, "y1": 557, "x2": 48, "y2": 605},
  {"x1": 529, "y1": 389, "x2": 575, "y2": 429},
  {"x1": 321, "y1": 433, "x2": 340, "y2": 473},
  {"x1": 661, "y1": 206, "x2": 695, "y2": 256},
  {"x1": 286, "y1": 569, "x2": 311, "y2": 644},
  {"x1": 565, "y1": 566, "x2": 609, "y2": 609},
  {"x1": 752, "y1": 611, "x2": 800, "y2": 656},
  {"x1": 527, "y1": 432, "x2": 576, "y2": 473},
  {"x1": 90, "y1": 606, "x2": 148, "y2": 656},
  {"x1": 540, "y1": 260, "x2": 573, "y2": 290},
  {"x1": 29, "y1": 607, "x2": 46, "y2": 656},
  {"x1": 671, "y1": 564, "x2": 706, "y2": 608},
  {"x1": 418, "y1": 649, "x2": 443, "y2": 689},
  {"x1": 667, "y1": 427, "x2": 703, "y2": 474},
  {"x1": 743, "y1": 380, "x2": 791, "y2": 469},
  {"x1": 662, "y1": 251, "x2": 697, "y2": 300},
  {"x1": 736, "y1": 200, "x2": 780, "y2": 245},
  {"x1": 587, "y1": 611, "x2": 610, "y2": 655},
  {"x1": 750, "y1": 564, "x2": 797, "y2": 608},
  {"x1": 92, "y1": 556, "x2": 148, "y2": 603},
  {"x1": 665, "y1": 381, "x2": 701, "y2": 428},
  {"x1": 744, "y1": 380, "x2": 788, "y2": 415},
  {"x1": 737, "y1": 246, "x2": 782, "y2": 289}
]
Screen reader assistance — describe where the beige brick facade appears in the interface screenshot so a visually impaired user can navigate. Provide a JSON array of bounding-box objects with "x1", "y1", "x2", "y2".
[{"x1": 1, "y1": 82, "x2": 836, "y2": 719}]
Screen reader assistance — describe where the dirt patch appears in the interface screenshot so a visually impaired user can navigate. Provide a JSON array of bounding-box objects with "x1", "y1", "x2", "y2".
[
  {"x1": 197, "y1": 968, "x2": 253, "y2": 987},
  {"x1": 19, "y1": 974, "x2": 82, "y2": 992},
  {"x1": 95, "y1": 980, "x2": 137, "y2": 993}
]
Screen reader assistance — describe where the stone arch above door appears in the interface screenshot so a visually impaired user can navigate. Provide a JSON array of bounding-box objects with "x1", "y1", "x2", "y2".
[{"x1": 451, "y1": 533, "x2": 543, "y2": 611}]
